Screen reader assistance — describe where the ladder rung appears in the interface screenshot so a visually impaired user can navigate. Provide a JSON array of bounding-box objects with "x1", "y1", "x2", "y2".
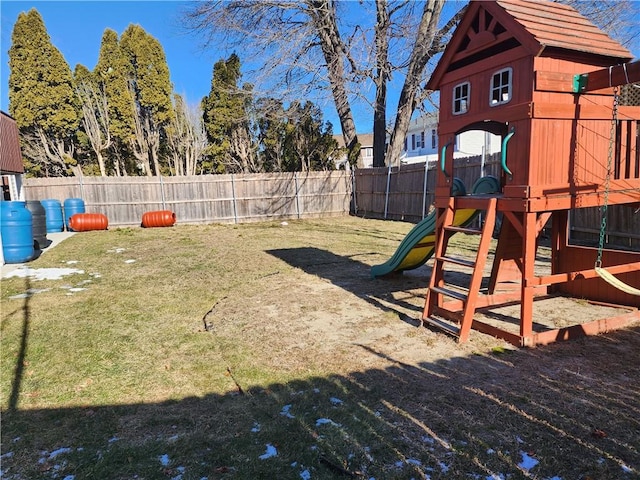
[
  {"x1": 437, "y1": 255, "x2": 476, "y2": 268},
  {"x1": 430, "y1": 286, "x2": 468, "y2": 301},
  {"x1": 444, "y1": 225, "x2": 481, "y2": 234},
  {"x1": 422, "y1": 316, "x2": 460, "y2": 336}
]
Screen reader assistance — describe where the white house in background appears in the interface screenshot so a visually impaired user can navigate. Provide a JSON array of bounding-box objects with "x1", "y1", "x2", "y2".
[
  {"x1": 332, "y1": 133, "x2": 374, "y2": 169},
  {"x1": 333, "y1": 113, "x2": 500, "y2": 168},
  {"x1": 398, "y1": 112, "x2": 502, "y2": 166}
]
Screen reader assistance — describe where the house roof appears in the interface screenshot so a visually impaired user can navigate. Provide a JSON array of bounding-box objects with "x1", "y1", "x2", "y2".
[
  {"x1": 333, "y1": 133, "x2": 374, "y2": 149},
  {"x1": 0, "y1": 111, "x2": 24, "y2": 174},
  {"x1": 428, "y1": 0, "x2": 633, "y2": 90}
]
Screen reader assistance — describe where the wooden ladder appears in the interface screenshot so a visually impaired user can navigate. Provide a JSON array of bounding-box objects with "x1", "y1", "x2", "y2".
[{"x1": 422, "y1": 196, "x2": 498, "y2": 342}]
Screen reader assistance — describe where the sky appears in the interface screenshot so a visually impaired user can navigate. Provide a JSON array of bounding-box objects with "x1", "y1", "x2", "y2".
[
  {"x1": 0, "y1": 0, "x2": 362, "y2": 133},
  {"x1": 2, "y1": 1, "x2": 639, "y2": 137},
  {"x1": 1, "y1": 2, "x2": 219, "y2": 111}
]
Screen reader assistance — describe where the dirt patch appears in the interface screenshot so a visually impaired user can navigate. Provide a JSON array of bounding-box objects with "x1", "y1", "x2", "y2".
[{"x1": 210, "y1": 221, "x2": 636, "y2": 372}]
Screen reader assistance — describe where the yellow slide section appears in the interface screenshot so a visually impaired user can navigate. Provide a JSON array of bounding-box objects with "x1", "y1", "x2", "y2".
[{"x1": 371, "y1": 176, "x2": 500, "y2": 278}]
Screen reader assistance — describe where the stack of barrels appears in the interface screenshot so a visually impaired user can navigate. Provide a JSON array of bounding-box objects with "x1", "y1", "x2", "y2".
[
  {"x1": 1, "y1": 197, "x2": 106, "y2": 264},
  {"x1": 2, "y1": 198, "x2": 176, "y2": 264}
]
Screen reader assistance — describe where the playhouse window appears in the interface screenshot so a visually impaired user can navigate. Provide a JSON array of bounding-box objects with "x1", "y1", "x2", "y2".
[
  {"x1": 490, "y1": 68, "x2": 512, "y2": 106},
  {"x1": 453, "y1": 82, "x2": 470, "y2": 114}
]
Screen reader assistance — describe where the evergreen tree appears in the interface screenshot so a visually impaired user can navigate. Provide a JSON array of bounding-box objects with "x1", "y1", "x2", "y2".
[
  {"x1": 282, "y1": 102, "x2": 338, "y2": 172},
  {"x1": 94, "y1": 28, "x2": 137, "y2": 176},
  {"x1": 202, "y1": 54, "x2": 257, "y2": 173},
  {"x1": 255, "y1": 98, "x2": 287, "y2": 172},
  {"x1": 8, "y1": 8, "x2": 81, "y2": 176},
  {"x1": 120, "y1": 24, "x2": 174, "y2": 176}
]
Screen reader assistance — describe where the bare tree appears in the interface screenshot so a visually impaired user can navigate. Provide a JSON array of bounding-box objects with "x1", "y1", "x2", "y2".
[
  {"x1": 166, "y1": 94, "x2": 207, "y2": 176},
  {"x1": 183, "y1": 1, "x2": 360, "y2": 165},
  {"x1": 19, "y1": 126, "x2": 77, "y2": 177},
  {"x1": 184, "y1": 102, "x2": 208, "y2": 176},
  {"x1": 183, "y1": 0, "x2": 635, "y2": 169},
  {"x1": 128, "y1": 80, "x2": 154, "y2": 176},
  {"x1": 76, "y1": 81, "x2": 111, "y2": 176},
  {"x1": 183, "y1": 1, "x2": 463, "y2": 167}
]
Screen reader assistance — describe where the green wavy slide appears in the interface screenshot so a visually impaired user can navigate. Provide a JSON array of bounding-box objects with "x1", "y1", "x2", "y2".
[{"x1": 370, "y1": 176, "x2": 500, "y2": 278}]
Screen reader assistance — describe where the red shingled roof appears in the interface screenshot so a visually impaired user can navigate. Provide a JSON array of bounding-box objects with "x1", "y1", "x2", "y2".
[
  {"x1": 427, "y1": 0, "x2": 633, "y2": 91},
  {"x1": 496, "y1": 0, "x2": 633, "y2": 60}
]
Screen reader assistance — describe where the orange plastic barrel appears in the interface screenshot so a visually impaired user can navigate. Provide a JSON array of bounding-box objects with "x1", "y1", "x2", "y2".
[
  {"x1": 69, "y1": 213, "x2": 109, "y2": 232},
  {"x1": 141, "y1": 210, "x2": 176, "y2": 228}
]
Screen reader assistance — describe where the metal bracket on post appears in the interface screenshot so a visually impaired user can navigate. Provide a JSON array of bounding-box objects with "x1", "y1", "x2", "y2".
[
  {"x1": 501, "y1": 127, "x2": 515, "y2": 178},
  {"x1": 572, "y1": 73, "x2": 588, "y2": 93}
]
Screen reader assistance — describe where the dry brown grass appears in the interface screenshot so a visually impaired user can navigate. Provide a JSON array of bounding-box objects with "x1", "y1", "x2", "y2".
[{"x1": 1, "y1": 216, "x2": 639, "y2": 479}]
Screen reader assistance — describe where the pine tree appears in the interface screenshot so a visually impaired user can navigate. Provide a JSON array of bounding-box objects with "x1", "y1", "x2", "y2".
[
  {"x1": 283, "y1": 102, "x2": 338, "y2": 172},
  {"x1": 120, "y1": 24, "x2": 174, "y2": 176},
  {"x1": 8, "y1": 8, "x2": 81, "y2": 176},
  {"x1": 202, "y1": 54, "x2": 257, "y2": 173},
  {"x1": 255, "y1": 98, "x2": 287, "y2": 172}
]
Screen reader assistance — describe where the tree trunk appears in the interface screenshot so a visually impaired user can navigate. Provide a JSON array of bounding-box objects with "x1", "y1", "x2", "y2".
[
  {"x1": 307, "y1": 0, "x2": 359, "y2": 164},
  {"x1": 373, "y1": 0, "x2": 390, "y2": 167},
  {"x1": 387, "y1": 0, "x2": 444, "y2": 167}
]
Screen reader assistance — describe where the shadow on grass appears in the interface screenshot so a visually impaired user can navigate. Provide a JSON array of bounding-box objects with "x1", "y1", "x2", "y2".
[
  {"x1": 267, "y1": 246, "x2": 429, "y2": 327},
  {"x1": 2, "y1": 319, "x2": 639, "y2": 479},
  {"x1": 2, "y1": 243, "x2": 639, "y2": 479}
]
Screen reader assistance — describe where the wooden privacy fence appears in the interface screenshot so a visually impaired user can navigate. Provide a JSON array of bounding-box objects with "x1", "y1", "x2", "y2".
[
  {"x1": 24, "y1": 171, "x2": 352, "y2": 226},
  {"x1": 21, "y1": 162, "x2": 638, "y2": 249},
  {"x1": 354, "y1": 153, "x2": 639, "y2": 250},
  {"x1": 353, "y1": 153, "x2": 504, "y2": 222}
]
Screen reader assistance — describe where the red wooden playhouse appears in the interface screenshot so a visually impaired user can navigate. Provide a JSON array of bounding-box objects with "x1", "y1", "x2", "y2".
[{"x1": 422, "y1": 0, "x2": 640, "y2": 346}]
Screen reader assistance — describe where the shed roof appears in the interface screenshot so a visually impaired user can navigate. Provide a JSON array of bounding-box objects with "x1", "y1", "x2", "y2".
[
  {"x1": 428, "y1": 0, "x2": 633, "y2": 90},
  {"x1": 0, "y1": 111, "x2": 25, "y2": 174}
]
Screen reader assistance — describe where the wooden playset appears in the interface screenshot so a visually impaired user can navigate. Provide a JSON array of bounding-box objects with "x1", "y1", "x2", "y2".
[{"x1": 421, "y1": 0, "x2": 640, "y2": 346}]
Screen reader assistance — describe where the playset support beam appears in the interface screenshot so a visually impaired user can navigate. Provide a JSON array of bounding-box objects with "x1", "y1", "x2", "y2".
[{"x1": 573, "y1": 60, "x2": 640, "y2": 93}]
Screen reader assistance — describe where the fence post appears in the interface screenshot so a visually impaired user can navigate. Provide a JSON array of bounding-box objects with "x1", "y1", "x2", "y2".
[
  {"x1": 384, "y1": 164, "x2": 392, "y2": 219},
  {"x1": 294, "y1": 172, "x2": 301, "y2": 219},
  {"x1": 79, "y1": 174, "x2": 85, "y2": 201},
  {"x1": 422, "y1": 161, "x2": 429, "y2": 219},
  {"x1": 159, "y1": 175, "x2": 166, "y2": 210},
  {"x1": 231, "y1": 174, "x2": 238, "y2": 224},
  {"x1": 351, "y1": 168, "x2": 357, "y2": 214}
]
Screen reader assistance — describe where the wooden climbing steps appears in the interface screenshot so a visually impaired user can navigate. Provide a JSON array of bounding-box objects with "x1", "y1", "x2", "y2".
[
  {"x1": 421, "y1": 196, "x2": 640, "y2": 347},
  {"x1": 422, "y1": 195, "x2": 498, "y2": 343}
]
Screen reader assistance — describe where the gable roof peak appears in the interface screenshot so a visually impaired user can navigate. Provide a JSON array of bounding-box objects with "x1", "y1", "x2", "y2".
[{"x1": 428, "y1": 0, "x2": 633, "y2": 90}]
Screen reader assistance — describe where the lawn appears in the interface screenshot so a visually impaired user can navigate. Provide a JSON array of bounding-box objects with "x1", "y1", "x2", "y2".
[{"x1": 1, "y1": 216, "x2": 639, "y2": 479}]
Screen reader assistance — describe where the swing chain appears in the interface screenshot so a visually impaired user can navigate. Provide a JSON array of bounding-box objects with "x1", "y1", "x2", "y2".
[{"x1": 595, "y1": 86, "x2": 619, "y2": 269}]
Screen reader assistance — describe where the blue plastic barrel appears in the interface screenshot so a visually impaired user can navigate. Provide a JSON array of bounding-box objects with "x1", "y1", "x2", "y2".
[
  {"x1": 1, "y1": 201, "x2": 35, "y2": 263},
  {"x1": 64, "y1": 198, "x2": 85, "y2": 231},
  {"x1": 25, "y1": 200, "x2": 48, "y2": 249},
  {"x1": 41, "y1": 199, "x2": 64, "y2": 233}
]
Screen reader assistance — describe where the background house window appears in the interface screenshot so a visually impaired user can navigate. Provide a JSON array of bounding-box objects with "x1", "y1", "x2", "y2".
[
  {"x1": 420, "y1": 131, "x2": 425, "y2": 149},
  {"x1": 411, "y1": 134, "x2": 416, "y2": 150},
  {"x1": 431, "y1": 129, "x2": 437, "y2": 149},
  {"x1": 453, "y1": 82, "x2": 470, "y2": 114},
  {"x1": 490, "y1": 67, "x2": 512, "y2": 106}
]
